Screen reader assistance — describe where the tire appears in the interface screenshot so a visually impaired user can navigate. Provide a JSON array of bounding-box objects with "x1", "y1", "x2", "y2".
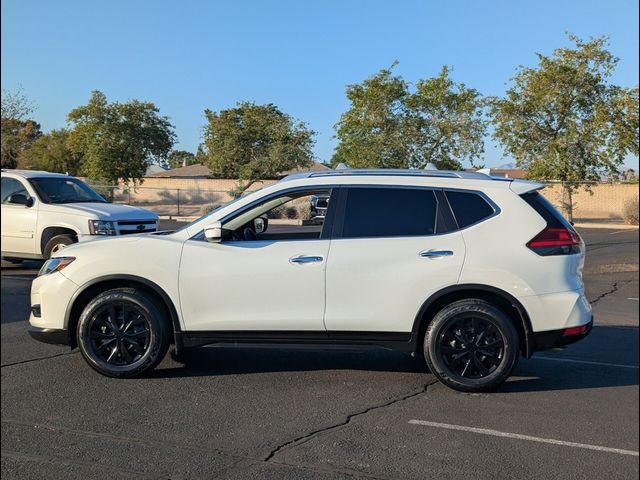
[
  {"x1": 423, "y1": 299, "x2": 519, "y2": 392},
  {"x1": 2, "y1": 257, "x2": 24, "y2": 264},
  {"x1": 77, "y1": 288, "x2": 170, "y2": 378},
  {"x1": 43, "y1": 234, "x2": 75, "y2": 259}
]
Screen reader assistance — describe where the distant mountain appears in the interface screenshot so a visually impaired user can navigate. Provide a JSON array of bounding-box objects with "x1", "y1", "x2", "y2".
[{"x1": 490, "y1": 162, "x2": 518, "y2": 170}]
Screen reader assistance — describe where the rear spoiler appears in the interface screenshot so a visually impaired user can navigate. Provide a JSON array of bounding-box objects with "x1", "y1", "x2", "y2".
[{"x1": 508, "y1": 179, "x2": 546, "y2": 195}]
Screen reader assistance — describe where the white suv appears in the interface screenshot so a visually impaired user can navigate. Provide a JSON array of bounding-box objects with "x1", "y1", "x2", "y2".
[
  {"x1": 1, "y1": 170, "x2": 159, "y2": 261},
  {"x1": 27, "y1": 169, "x2": 592, "y2": 392}
]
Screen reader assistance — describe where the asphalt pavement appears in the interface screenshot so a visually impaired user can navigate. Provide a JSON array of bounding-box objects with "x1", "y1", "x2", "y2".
[{"x1": 1, "y1": 227, "x2": 638, "y2": 479}]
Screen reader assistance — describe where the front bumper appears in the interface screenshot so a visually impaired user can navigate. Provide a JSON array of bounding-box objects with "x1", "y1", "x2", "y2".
[
  {"x1": 28, "y1": 326, "x2": 69, "y2": 345},
  {"x1": 29, "y1": 271, "x2": 78, "y2": 338}
]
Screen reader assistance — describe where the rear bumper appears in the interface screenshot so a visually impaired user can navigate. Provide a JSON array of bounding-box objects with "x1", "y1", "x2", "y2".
[
  {"x1": 532, "y1": 316, "x2": 593, "y2": 351},
  {"x1": 28, "y1": 326, "x2": 69, "y2": 346}
]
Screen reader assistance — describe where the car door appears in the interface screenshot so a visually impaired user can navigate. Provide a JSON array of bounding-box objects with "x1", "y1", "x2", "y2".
[
  {"x1": 324, "y1": 186, "x2": 466, "y2": 334},
  {"x1": 179, "y1": 187, "x2": 336, "y2": 332},
  {"x1": 0, "y1": 177, "x2": 38, "y2": 256}
]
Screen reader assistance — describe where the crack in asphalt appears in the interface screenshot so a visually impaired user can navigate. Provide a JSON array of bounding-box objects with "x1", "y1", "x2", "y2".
[
  {"x1": 1, "y1": 351, "x2": 77, "y2": 368},
  {"x1": 2, "y1": 419, "x2": 400, "y2": 480},
  {"x1": 588, "y1": 279, "x2": 635, "y2": 306},
  {"x1": 263, "y1": 380, "x2": 438, "y2": 462},
  {"x1": 590, "y1": 282, "x2": 619, "y2": 305}
]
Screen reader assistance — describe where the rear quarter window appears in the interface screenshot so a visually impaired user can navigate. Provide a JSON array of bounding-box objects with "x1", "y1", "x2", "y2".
[
  {"x1": 445, "y1": 190, "x2": 495, "y2": 228},
  {"x1": 520, "y1": 191, "x2": 573, "y2": 229}
]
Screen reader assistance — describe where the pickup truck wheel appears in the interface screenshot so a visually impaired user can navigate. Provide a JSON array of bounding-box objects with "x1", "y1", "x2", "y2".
[
  {"x1": 77, "y1": 288, "x2": 170, "y2": 378},
  {"x1": 424, "y1": 299, "x2": 519, "y2": 392},
  {"x1": 43, "y1": 234, "x2": 75, "y2": 259}
]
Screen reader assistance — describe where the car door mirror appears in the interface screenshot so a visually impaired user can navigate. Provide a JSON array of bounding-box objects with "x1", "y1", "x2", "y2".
[
  {"x1": 254, "y1": 216, "x2": 268, "y2": 234},
  {"x1": 8, "y1": 193, "x2": 33, "y2": 207},
  {"x1": 204, "y1": 222, "x2": 223, "y2": 243}
]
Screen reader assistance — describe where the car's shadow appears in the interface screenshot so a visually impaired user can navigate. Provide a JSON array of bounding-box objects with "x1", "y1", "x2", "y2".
[
  {"x1": 0, "y1": 260, "x2": 44, "y2": 270},
  {"x1": 152, "y1": 346, "x2": 430, "y2": 377},
  {"x1": 149, "y1": 325, "x2": 639, "y2": 393}
]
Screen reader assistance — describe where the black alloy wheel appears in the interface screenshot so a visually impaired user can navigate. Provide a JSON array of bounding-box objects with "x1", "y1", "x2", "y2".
[
  {"x1": 424, "y1": 299, "x2": 519, "y2": 392},
  {"x1": 436, "y1": 316, "x2": 504, "y2": 379},
  {"x1": 77, "y1": 288, "x2": 170, "y2": 378},
  {"x1": 88, "y1": 302, "x2": 152, "y2": 366}
]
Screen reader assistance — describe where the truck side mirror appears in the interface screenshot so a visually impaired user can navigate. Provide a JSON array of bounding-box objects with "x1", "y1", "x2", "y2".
[{"x1": 8, "y1": 193, "x2": 33, "y2": 207}]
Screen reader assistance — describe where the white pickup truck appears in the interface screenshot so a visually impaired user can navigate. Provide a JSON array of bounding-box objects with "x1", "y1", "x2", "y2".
[{"x1": 1, "y1": 170, "x2": 159, "y2": 261}]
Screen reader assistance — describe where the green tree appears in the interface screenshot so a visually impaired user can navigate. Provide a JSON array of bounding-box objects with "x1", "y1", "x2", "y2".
[
  {"x1": 332, "y1": 64, "x2": 487, "y2": 170},
  {"x1": 18, "y1": 129, "x2": 82, "y2": 175},
  {"x1": 333, "y1": 65, "x2": 409, "y2": 169},
  {"x1": 1, "y1": 88, "x2": 41, "y2": 169},
  {"x1": 199, "y1": 102, "x2": 314, "y2": 196},
  {"x1": 406, "y1": 66, "x2": 486, "y2": 170},
  {"x1": 166, "y1": 149, "x2": 197, "y2": 169},
  {"x1": 490, "y1": 35, "x2": 640, "y2": 221},
  {"x1": 1, "y1": 87, "x2": 35, "y2": 120},
  {"x1": 67, "y1": 91, "x2": 175, "y2": 185}
]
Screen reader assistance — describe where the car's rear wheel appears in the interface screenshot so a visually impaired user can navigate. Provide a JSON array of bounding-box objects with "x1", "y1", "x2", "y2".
[
  {"x1": 77, "y1": 288, "x2": 170, "y2": 378},
  {"x1": 424, "y1": 299, "x2": 519, "y2": 392},
  {"x1": 43, "y1": 234, "x2": 75, "y2": 259}
]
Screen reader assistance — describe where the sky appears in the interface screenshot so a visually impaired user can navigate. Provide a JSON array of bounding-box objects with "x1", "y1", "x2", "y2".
[{"x1": 2, "y1": 0, "x2": 639, "y2": 169}]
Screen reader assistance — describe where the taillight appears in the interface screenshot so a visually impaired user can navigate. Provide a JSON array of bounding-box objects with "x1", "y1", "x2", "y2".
[{"x1": 527, "y1": 227, "x2": 582, "y2": 256}]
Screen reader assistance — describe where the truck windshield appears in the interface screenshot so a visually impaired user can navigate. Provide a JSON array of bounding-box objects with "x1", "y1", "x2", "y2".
[{"x1": 28, "y1": 177, "x2": 106, "y2": 204}]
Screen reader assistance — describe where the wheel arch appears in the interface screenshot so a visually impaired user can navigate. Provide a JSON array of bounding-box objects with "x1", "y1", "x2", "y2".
[
  {"x1": 64, "y1": 275, "x2": 183, "y2": 352},
  {"x1": 40, "y1": 225, "x2": 79, "y2": 256},
  {"x1": 412, "y1": 284, "x2": 534, "y2": 358}
]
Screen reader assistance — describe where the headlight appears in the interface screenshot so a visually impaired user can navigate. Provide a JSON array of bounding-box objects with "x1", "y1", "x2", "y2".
[
  {"x1": 38, "y1": 257, "x2": 75, "y2": 276},
  {"x1": 88, "y1": 220, "x2": 117, "y2": 235}
]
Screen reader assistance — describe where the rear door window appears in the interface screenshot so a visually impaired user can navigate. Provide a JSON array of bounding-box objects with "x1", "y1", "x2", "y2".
[
  {"x1": 341, "y1": 187, "x2": 438, "y2": 238},
  {"x1": 445, "y1": 190, "x2": 496, "y2": 228}
]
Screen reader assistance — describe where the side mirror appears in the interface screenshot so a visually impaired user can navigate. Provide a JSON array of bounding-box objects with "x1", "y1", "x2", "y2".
[
  {"x1": 8, "y1": 193, "x2": 33, "y2": 207},
  {"x1": 204, "y1": 222, "x2": 223, "y2": 243},
  {"x1": 254, "y1": 216, "x2": 268, "y2": 234}
]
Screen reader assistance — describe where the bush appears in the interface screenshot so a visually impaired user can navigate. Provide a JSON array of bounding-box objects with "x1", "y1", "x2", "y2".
[
  {"x1": 623, "y1": 196, "x2": 639, "y2": 225},
  {"x1": 198, "y1": 203, "x2": 217, "y2": 216},
  {"x1": 266, "y1": 197, "x2": 311, "y2": 220}
]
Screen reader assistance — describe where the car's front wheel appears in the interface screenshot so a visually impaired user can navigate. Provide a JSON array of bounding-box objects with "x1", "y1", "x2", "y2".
[
  {"x1": 43, "y1": 234, "x2": 75, "y2": 259},
  {"x1": 424, "y1": 299, "x2": 519, "y2": 392},
  {"x1": 77, "y1": 288, "x2": 170, "y2": 378}
]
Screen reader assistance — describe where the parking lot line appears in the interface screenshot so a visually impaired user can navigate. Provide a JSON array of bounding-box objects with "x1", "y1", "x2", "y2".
[
  {"x1": 531, "y1": 355, "x2": 639, "y2": 369},
  {"x1": 408, "y1": 420, "x2": 639, "y2": 457}
]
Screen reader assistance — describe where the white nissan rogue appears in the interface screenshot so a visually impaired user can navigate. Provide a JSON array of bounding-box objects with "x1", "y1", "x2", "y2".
[
  {"x1": 1, "y1": 170, "x2": 159, "y2": 261},
  {"x1": 27, "y1": 169, "x2": 592, "y2": 392}
]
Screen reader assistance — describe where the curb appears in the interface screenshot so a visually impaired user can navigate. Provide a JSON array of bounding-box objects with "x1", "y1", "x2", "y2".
[{"x1": 574, "y1": 223, "x2": 638, "y2": 230}]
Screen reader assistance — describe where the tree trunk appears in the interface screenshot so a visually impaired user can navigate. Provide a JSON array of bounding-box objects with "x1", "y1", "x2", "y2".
[
  {"x1": 230, "y1": 179, "x2": 257, "y2": 198},
  {"x1": 561, "y1": 182, "x2": 574, "y2": 223}
]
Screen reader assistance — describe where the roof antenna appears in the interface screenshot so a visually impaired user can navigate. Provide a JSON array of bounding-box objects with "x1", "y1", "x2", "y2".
[
  {"x1": 335, "y1": 162, "x2": 350, "y2": 170},
  {"x1": 424, "y1": 162, "x2": 438, "y2": 171}
]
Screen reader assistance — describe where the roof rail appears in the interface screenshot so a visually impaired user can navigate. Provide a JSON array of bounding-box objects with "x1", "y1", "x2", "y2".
[{"x1": 281, "y1": 168, "x2": 492, "y2": 181}]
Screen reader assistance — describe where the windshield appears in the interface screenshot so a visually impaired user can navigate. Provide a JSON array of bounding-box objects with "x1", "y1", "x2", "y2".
[{"x1": 29, "y1": 177, "x2": 106, "y2": 204}]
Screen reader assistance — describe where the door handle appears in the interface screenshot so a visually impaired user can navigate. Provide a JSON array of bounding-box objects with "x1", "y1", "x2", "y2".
[
  {"x1": 289, "y1": 255, "x2": 324, "y2": 264},
  {"x1": 419, "y1": 249, "x2": 454, "y2": 258}
]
